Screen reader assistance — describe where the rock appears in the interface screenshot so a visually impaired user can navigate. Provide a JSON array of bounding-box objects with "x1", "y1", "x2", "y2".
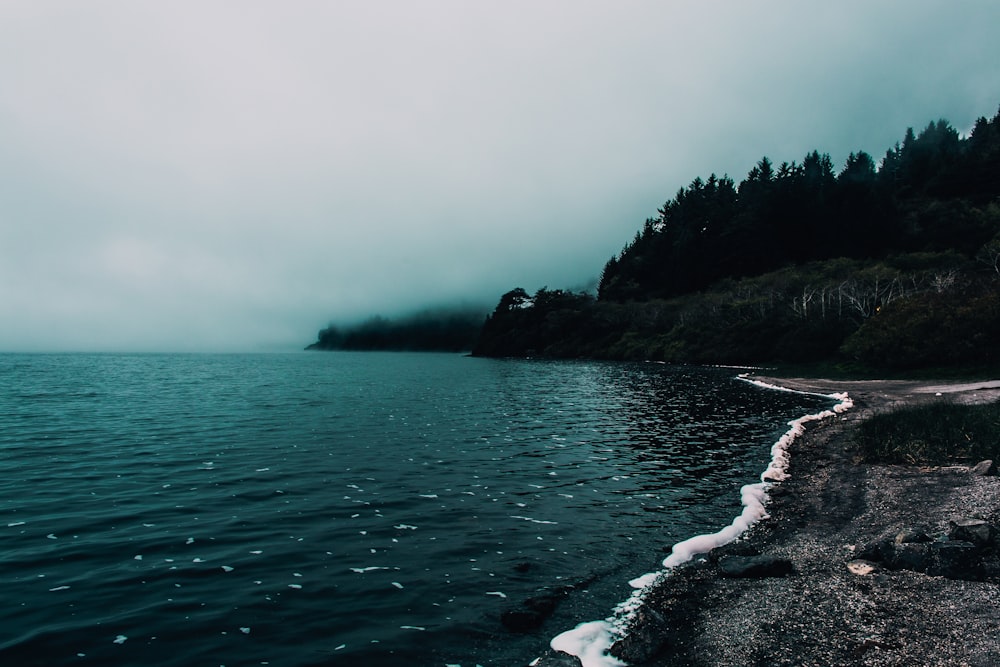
[
  {"x1": 530, "y1": 649, "x2": 586, "y2": 666},
  {"x1": 970, "y1": 459, "x2": 998, "y2": 476},
  {"x1": 894, "y1": 527, "x2": 932, "y2": 544},
  {"x1": 948, "y1": 519, "x2": 997, "y2": 548},
  {"x1": 846, "y1": 559, "x2": 879, "y2": 576},
  {"x1": 708, "y1": 540, "x2": 759, "y2": 563},
  {"x1": 889, "y1": 542, "x2": 932, "y2": 572},
  {"x1": 853, "y1": 523, "x2": 994, "y2": 579},
  {"x1": 609, "y1": 606, "x2": 670, "y2": 664},
  {"x1": 500, "y1": 609, "x2": 541, "y2": 633},
  {"x1": 767, "y1": 485, "x2": 791, "y2": 498},
  {"x1": 856, "y1": 538, "x2": 894, "y2": 563},
  {"x1": 718, "y1": 554, "x2": 793, "y2": 578},
  {"x1": 500, "y1": 590, "x2": 563, "y2": 633},
  {"x1": 929, "y1": 540, "x2": 983, "y2": 580},
  {"x1": 503, "y1": 597, "x2": 554, "y2": 631}
]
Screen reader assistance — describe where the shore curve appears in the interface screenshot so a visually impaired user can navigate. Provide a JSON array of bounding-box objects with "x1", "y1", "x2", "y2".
[{"x1": 535, "y1": 376, "x2": 1000, "y2": 666}]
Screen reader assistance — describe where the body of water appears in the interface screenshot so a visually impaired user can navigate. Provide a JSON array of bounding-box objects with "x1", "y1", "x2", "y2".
[{"x1": 0, "y1": 353, "x2": 831, "y2": 666}]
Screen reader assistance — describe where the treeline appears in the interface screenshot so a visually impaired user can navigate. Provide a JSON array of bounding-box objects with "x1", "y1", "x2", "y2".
[
  {"x1": 474, "y1": 106, "x2": 1000, "y2": 369},
  {"x1": 308, "y1": 306, "x2": 487, "y2": 353}
]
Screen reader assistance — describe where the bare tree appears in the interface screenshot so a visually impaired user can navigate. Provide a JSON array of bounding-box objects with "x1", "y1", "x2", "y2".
[
  {"x1": 930, "y1": 269, "x2": 959, "y2": 293},
  {"x1": 976, "y1": 238, "x2": 1000, "y2": 277}
]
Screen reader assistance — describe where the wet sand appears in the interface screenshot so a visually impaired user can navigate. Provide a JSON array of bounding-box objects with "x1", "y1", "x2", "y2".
[{"x1": 535, "y1": 376, "x2": 1000, "y2": 666}]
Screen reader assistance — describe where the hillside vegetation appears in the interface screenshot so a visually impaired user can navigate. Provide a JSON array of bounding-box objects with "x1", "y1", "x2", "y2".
[{"x1": 473, "y1": 106, "x2": 1000, "y2": 370}]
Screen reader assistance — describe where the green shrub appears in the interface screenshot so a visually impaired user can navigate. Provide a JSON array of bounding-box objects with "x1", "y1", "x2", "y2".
[
  {"x1": 840, "y1": 287, "x2": 1000, "y2": 369},
  {"x1": 855, "y1": 401, "x2": 1000, "y2": 464}
]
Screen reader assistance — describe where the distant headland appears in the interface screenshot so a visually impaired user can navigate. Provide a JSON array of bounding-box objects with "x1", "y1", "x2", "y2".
[{"x1": 306, "y1": 306, "x2": 487, "y2": 353}]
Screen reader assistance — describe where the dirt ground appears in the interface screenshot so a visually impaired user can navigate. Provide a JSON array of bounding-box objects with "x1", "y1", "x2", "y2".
[{"x1": 535, "y1": 376, "x2": 1000, "y2": 667}]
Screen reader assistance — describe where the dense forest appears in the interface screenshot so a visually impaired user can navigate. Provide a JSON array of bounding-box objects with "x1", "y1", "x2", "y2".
[
  {"x1": 472, "y1": 106, "x2": 1000, "y2": 369},
  {"x1": 307, "y1": 306, "x2": 487, "y2": 352}
]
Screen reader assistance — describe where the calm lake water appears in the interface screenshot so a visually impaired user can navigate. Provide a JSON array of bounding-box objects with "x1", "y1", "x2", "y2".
[{"x1": 0, "y1": 352, "x2": 830, "y2": 666}]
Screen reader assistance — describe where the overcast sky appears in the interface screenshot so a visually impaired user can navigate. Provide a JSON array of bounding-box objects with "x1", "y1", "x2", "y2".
[{"x1": 2, "y1": 1, "x2": 998, "y2": 352}]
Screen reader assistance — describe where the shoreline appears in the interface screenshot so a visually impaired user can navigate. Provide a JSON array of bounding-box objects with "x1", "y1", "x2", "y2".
[{"x1": 534, "y1": 376, "x2": 1000, "y2": 666}]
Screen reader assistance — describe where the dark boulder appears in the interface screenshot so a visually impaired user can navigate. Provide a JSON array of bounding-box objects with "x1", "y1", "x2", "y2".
[
  {"x1": 500, "y1": 585, "x2": 575, "y2": 633},
  {"x1": 499, "y1": 607, "x2": 546, "y2": 634},
  {"x1": 948, "y1": 519, "x2": 997, "y2": 548},
  {"x1": 890, "y1": 542, "x2": 933, "y2": 572},
  {"x1": 609, "y1": 606, "x2": 671, "y2": 664},
  {"x1": 894, "y1": 527, "x2": 932, "y2": 544},
  {"x1": 718, "y1": 554, "x2": 793, "y2": 578},
  {"x1": 855, "y1": 526, "x2": 993, "y2": 580},
  {"x1": 856, "y1": 538, "x2": 895, "y2": 563},
  {"x1": 854, "y1": 519, "x2": 1000, "y2": 581},
  {"x1": 768, "y1": 485, "x2": 791, "y2": 498},
  {"x1": 929, "y1": 540, "x2": 984, "y2": 580},
  {"x1": 500, "y1": 595, "x2": 559, "y2": 633},
  {"x1": 708, "y1": 540, "x2": 760, "y2": 563},
  {"x1": 970, "y1": 459, "x2": 998, "y2": 476}
]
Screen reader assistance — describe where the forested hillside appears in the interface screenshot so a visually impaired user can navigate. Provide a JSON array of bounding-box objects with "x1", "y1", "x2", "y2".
[{"x1": 473, "y1": 107, "x2": 1000, "y2": 369}]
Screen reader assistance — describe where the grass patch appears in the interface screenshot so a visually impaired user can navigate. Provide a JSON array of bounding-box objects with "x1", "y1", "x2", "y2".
[
  {"x1": 769, "y1": 360, "x2": 1000, "y2": 381},
  {"x1": 855, "y1": 401, "x2": 1000, "y2": 464}
]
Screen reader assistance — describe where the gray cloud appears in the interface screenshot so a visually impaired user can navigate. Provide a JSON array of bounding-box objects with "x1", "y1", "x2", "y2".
[{"x1": 2, "y1": 1, "x2": 999, "y2": 351}]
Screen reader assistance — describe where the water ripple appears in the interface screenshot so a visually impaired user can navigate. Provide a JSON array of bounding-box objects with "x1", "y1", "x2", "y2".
[{"x1": 0, "y1": 352, "x2": 829, "y2": 666}]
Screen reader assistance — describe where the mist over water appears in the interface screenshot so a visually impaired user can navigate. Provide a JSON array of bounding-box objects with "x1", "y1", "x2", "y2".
[{"x1": 0, "y1": 353, "x2": 830, "y2": 666}]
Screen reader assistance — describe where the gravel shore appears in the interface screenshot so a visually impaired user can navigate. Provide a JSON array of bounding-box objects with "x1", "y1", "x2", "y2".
[{"x1": 535, "y1": 377, "x2": 1000, "y2": 667}]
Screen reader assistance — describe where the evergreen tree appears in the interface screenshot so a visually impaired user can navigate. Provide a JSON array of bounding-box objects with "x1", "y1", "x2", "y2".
[{"x1": 477, "y1": 103, "x2": 1000, "y2": 366}]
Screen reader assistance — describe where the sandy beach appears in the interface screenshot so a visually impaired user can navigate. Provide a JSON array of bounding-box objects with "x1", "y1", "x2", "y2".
[{"x1": 535, "y1": 376, "x2": 1000, "y2": 666}]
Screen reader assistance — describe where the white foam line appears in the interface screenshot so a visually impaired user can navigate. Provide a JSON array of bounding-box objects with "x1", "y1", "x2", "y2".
[
  {"x1": 510, "y1": 515, "x2": 559, "y2": 525},
  {"x1": 548, "y1": 378, "x2": 852, "y2": 667},
  {"x1": 349, "y1": 566, "x2": 395, "y2": 573}
]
